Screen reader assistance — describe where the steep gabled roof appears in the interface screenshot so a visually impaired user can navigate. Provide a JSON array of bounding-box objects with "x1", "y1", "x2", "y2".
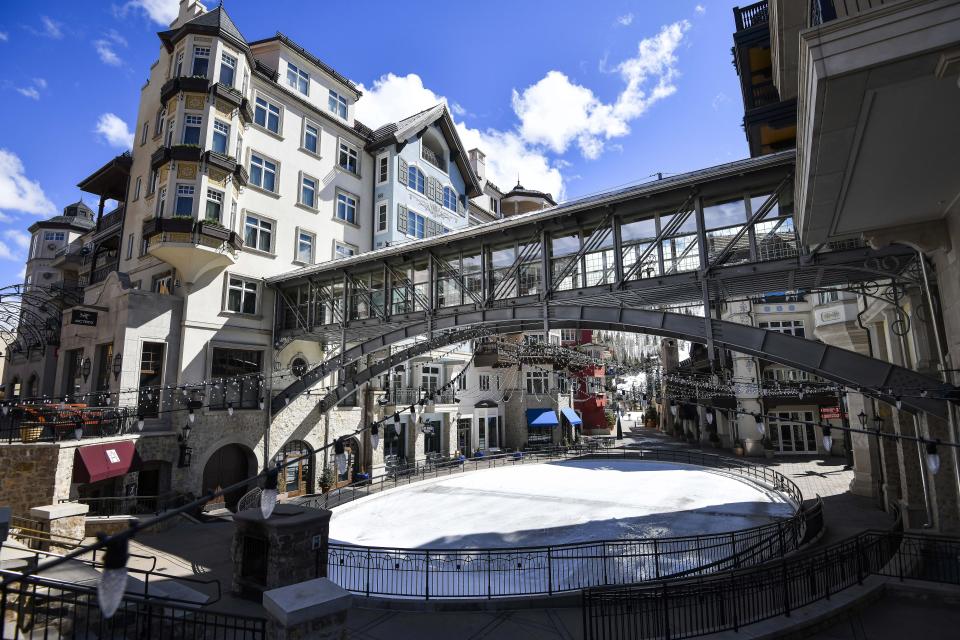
[
  {"x1": 366, "y1": 104, "x2": 483, "y2": 198},
  {"x1": 158, "y1": 6, "x2": 250, "y2": 61}
]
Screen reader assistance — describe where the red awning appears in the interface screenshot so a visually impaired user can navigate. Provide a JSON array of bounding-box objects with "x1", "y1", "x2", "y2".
[{"x1": 73, "y1": 441, "x2": 142, "y2": 484}]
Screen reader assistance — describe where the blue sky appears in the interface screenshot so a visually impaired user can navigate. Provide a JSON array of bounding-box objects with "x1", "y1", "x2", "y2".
[{"x1": 0, "y1": 0, "x2": 750, "y2": 279}]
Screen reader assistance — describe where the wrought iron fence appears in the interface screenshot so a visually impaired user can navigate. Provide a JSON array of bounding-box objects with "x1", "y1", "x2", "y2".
[
  {"x1": 59, "y1": 492, "x2": 185, "y2": 517},
  {"x1": 0, "y1": 406, "x2": 134, "y2": 444},
  {"x1": 734, "y1": 0, "x2": 769, "y2": 30},
  {"x1": 303, "y1": 448, "x2": 817, "y2": 599},
  {"x1": 581, "y1": 517, "x2": 958, "y2": 639},
  {"x1": 0, "y1": 570, "x2": 265, "y2": 639}
]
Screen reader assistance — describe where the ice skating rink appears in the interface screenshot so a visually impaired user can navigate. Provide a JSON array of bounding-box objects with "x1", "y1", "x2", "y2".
[{"x1": 329, "y1": 459, "x2": 796, "y2": 549}]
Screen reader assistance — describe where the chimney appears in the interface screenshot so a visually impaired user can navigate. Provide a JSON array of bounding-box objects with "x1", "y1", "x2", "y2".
[
  {"x1": 174, "y1": 0, "x2": 207, "y2": 27},
  {"x1": 468, "y1": 148, "x2": 485, "y2": 183}
]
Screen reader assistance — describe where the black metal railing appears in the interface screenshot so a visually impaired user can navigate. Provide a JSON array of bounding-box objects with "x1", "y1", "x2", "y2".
[
  {"x1": 0, "y1": 570, "x2": 264, "y2": 639},
  {"x1": 381, "y1": 388, "x2": 458, "y2": 405},
  {"x1": 0, "y1": 406, "x2": 134, "y2": 444},
  {"x1": 734, "y1": 0, "x2": 769, "y2": 30},
  {"x1": 59, "y1": 493, "x2": 185, "y2": 517},
  {"x1": 301, "y1": 448, "x2": 817, "y2": 599},
  {"x1": 581, "y1": 525, "x2": 960, "y2": 639}
]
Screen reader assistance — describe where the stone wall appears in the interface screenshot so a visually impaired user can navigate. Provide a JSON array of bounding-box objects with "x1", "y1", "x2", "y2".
[{"x1": 0, "y1": 444, "x2": 59, "y2": 517}]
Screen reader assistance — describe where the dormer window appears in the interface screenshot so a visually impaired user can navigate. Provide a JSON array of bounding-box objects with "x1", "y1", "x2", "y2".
[
  {"x1": 421, "y1": 128, "x2": 448, "y2": 172},
  {"x1": 328, "y1": 89, "x2": 347, "y2": 119},
  {"x1": 286, "y1": 62, "x2": 309, "y2": 95}
]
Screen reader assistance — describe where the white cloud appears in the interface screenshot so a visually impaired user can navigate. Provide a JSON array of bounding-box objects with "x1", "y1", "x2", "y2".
[
  {"x1": 0, "y1": 240, "x2": 15, "y2": 261},
  {"x1": 94, "y1": 30, "x2": 127, "y2": 66},
  {"x1": 0, "y1": 149, "x2": 56, "y2": 216},
  {"x1": 39, "y1": 16, "x2": 63, "y2": 39},
  {"x1": 119, "y1": 0, "x2": 179, "y2": 26},
  {"x1": 355, "y1": 73, "x2": 563, "y2": 200},
  {"x1": 3, "y1": 229, "x2": 30, "y2": 251},
  {"x1": 15, "y1": 77, "x2": 46, "y2": 100},
  {"x1": 711, "y1": 92, "x2": 728, "y2": 110},
  {"x1": 695, "y1": 4, "x2": 706, "y2": 15},
  {"x1": 95, "y1": 113, "x2": 134, "y2": 148},
  {"x1": 512, "y1": 20, "x2": 690, "y2": 160},
  {"x1": 450, "y1": 102, "x2": 466, "y2": 117},
  {"x1": 0, "y1": 32, "x2": 9, "y2": 42},
  {"x1": 616, "y1": 13, "x2": 634, "y2": 26}
]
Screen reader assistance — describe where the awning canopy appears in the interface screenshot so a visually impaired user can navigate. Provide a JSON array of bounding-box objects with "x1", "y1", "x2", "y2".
[
  {"x1": 526, "y1": 408, "x2": 559, "y2": 428},
  {"x1": 561, "y1": 407, "x2": 583, "y2": 426},
  {"x1": 73, "y1": 441, "x2": 142, "y2": 484}
]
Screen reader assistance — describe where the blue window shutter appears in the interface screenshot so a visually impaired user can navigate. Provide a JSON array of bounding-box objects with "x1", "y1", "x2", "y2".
[
  {"x1": 397, "y1": 205, "x2": 407, "y2": 233},
  {"x1": 399, "y1": 158, "x2": 408, "y2": 187}
]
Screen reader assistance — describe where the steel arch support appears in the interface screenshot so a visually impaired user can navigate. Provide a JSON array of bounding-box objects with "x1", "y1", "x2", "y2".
[{"x1": 274, "y1": 304, "x2": 958, "y2": 418}]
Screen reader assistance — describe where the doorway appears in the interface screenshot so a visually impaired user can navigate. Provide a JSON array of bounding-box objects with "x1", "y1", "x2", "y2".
[
  {"x1": 202, "y1": 443, "x2": 253, "y2": 510},
  {"x1": 769, "y1": 411, "x2": 817, "y2": 454}
]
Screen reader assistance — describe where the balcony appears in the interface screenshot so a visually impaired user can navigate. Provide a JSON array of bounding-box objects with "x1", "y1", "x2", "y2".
[
  {"x1": 142, "y1": 217, "x2": 242, "y2": 282},
  {"x1": 151, "y1": 144, "x2": 203, "y2": 171},
  {"x1": 51, "y1": 247, "x2": 88, "y2": 272},
  {"x1": 381, "y1": 388, "x2": 458, "y2": 406},
  {"x1": 734, "y1": 0, "x2": 769, "y2": 31},
  {"x1": 203, "y1": 150, "x2": 249, "y2": 187},
  {"x1": 159, "y1": 75, "x2": 210, "y2": 105},
  {"x1": 97, "y1": 206, "x2": 124, "y2": 233}
]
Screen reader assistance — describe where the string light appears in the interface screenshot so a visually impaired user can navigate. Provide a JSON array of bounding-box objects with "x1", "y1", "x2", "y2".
[
  {"x1": 260, "y1": 466, "x2": 279, "y2": 519},
  {"x1": 822, "y1": 425, "x2": 833, "y2": 452},
  {"x1": 370, "y1": 423, "x2": 380, "y2": 450},
  {"x1": 97, "y1": 533, "x2": 129, "y2": 619},
  {"x1": 334, "y1": 438, "x2": 347, "y2": 475},
  {"x1": 926, "y1": 440, "x2": 941, "y2": 475}
]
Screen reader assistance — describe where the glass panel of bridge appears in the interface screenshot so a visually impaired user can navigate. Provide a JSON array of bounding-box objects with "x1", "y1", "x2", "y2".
[
  {"x1": 661, "y1": 205, "x2": 700, "y2": 274},
  {"x1": 620, "y1": 216, "x2": 659, "y2": 281},
  {"x1": 437, "y1": 253, "x2": 462, "y2": 308},
  {"x1": 751, "y1": 194, "x2": 797, "y2": 261},
  {"x1": 518, "y1": 240, "x2": 541, "y2": 296},
  {"x1": 490, "y1": 243, "x2": 517, "y2": 300},
  {"x1": 350, "y1": 274, "x2": 371, "y2": 320},
  {"x1": 583, "y1": 224, "x2": 615, "y2": 287},
  {"x1": 551, "y1": 232, "x2": 580, "y2": 291},
  {"x1": 391, "y1": 267, "x2": 414, "y2": 315},
  {"x1": 369, "y1": 272, "x2": 385, "y2": 318},
  {"x1": 704, "y1": 197, "x2": 748, "y2": 266},
  {"x1": 462, "y1": 251, "x2": 482, "y2": 302}
]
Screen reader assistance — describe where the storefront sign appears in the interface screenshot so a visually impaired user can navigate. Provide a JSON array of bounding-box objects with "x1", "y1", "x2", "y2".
[
  {"x1": 820, "y1": 406, "x2": 844, "y2": 420},
  {"x1": 71, "y1": 310, "x2": 98, "y2": 326},
  {"x1": 105, "y1": 449, "x2": 120, "y2": 464}
]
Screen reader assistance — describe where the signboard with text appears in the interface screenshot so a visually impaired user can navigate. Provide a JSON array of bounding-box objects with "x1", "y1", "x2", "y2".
[
  {"x1": 71, "y1": 310, "x2": 98, "y2": 326},
  {"x1": 820, "y1": 406, "x2": 844, "y2": 421}
]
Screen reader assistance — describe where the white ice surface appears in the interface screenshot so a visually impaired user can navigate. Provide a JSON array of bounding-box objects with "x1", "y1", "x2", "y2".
[{"x1": 329, "y1": 459, "x2": 795, "y2": 550}]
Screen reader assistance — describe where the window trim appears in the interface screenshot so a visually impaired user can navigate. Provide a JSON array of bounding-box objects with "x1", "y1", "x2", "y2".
[
  {"x1": 205, "y1": 187, "x2": 224, "y2": 222},
  {"x1": 376, "y1": 153, "x2": 389, "y2": 185},
  {"x1": 252, "y1": 91, "x2": 283, "y2": 137},
  {"x1": 376, "y1": 201, "x2": 388, "y2": 233},
  {"x1": 174, "y1": 183, "x2": 195, "y2": 217},
  {"x1": 140, "y1": 121, "x2": 148, "y2": 146},
  {"x1": 333, "y1": 240, "x2": 358, "y2": 261},
  {"x1": 181, "y1": 113, "x2": 203, "y2": 145},
  {"x1": 223, "y1": 273, "x2": 260, "y2": 316},
  {"x1": 247, "y1": 150, "x2": 280, "y2": 195},
  {"x1": 294, "y1": 227, "x2": 316, "y2": 265},
  {"x1": 301, "y1": 119, "x2": 321, "y2": 157},
  {"x1": 333, "y1": 189, "x2": 359, "y2": 227},
  {"x1": 212, "y1": 119, "x2": 231, "y2": 155},
  {"x1": 133, "y1": 176, "x2": 142, "y2": 201},
  {"x1": 336, "y1": 138, "x2": 360, "y2": 176},
  {"x1": 205, "y1": 342, "x2": 265, "y2": 411},
  {"x1": 297, "y1": 171, "x2": 319, "y2": 211},
  {"x1": 286, "y1": 61, "x2": 310, "y2": 96},
  {"x1": 406, "y1": 164, "x2": 426, "y2": 195},
  {"x1": 328, "y1": 88, "x2": 348, "y2": 119},
  {"x1": 242, "y1": 211, "x2": 277, "y2": 256}
]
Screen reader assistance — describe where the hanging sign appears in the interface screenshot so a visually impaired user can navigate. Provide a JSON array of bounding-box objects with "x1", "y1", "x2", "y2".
[
  {"x1": 820, "y1": 406, "x2": 844, "y2": 421},
  {"x1": 71, "y1": 310, "x2": 98, "y2": 326}
]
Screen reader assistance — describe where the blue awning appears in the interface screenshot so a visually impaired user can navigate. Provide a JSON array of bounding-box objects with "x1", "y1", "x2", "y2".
[
  {"x1": 526, "y1": 408, "x2": 559, "y2": 428},
  {"x1": 561, "y1": 407, "x2": 582, "y2": 426}
]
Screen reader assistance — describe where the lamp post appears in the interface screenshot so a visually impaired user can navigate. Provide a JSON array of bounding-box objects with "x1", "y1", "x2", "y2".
[
  {"x1": 869, "y1": 412, "x2": 886, "y2": 509},
  {"x1": 837, "y1": 388, "x2": 854, "y2": 468}
]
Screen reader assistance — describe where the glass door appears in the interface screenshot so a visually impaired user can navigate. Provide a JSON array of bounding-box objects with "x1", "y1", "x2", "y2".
[{"x1": 771, "y1": 411, "x2": 817, "y2": 454}]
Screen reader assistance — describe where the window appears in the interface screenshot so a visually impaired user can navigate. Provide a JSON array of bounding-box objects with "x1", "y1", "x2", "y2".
[
  {"x1": 226, "y1": 276, "x2": 258, "y2": 314},
  {"x1": 490, "y1": 197, "x2": 499, "y2": 214},
  {"x1": 44, "y1": 231, "x2": 65, "y2": 242},
  {"x1": 443, "y1": 186, "x2": 457, "y2": 212},
  {"x1": 404, "y1": 209, "x2": 426, "y2": 239},
  {"x1": 561, "y1": 329, "x2": 578, "y2": 343},
  {"x1": 244, "y1": 214, "x2": 273, "y2": 252},
  {"x1": 337, "y1": 140, "x2": 358, "y2": 174},
  {"x1": 174, "y1": 50, "x2": 184, "y2": 77},
  {"x1": 759, "y1": 320, "x2": 805, "y2": 337},
  {"x1": 174, "y1": 184, "x2": 194, "y2": 216},
  {"x1": 182, "y1": 114, "x2": 202, "y2": 145},
  {"x1": 192, "y1": 46, "x2": 210, "y2": 77},
  {"x1": 148, "y1": 169, "x2": 158, "y2": 195},
  {"x1": 154, "y1": 109, "x2": 165, "y2": 138},
  {"x1": 249, "y1": 153, "x2": 277, "y2": 192},
  {"x1": 303, "y1": 122, "x2": 319, "y2": 154},
  {"x1": 157, "y1": 186, "x2": 167, "y2": 216},
  {"x1": 457, "y1": 374, "x2": 467, "y2": 391},
  {"x1": 229, "y1": 200, "x2": 237, "y2": 230},
  {"x1": 334, "y1": 242, "x2": 355, "y2": 260},
  {"x1": 300, "y1": 174, "x2": 317, "y2": 208},
  {"x1": 165, "y1": 116, "x2": 175, "y2": 146},
  {"x1": 138, "y1": 342, "x2": 165, "y2": 418},
  {"x1": 219, "y1": 52, "x2": 237, "y2": 87},
  {"x1": 526, "y1": 371, "x2": 549, "y2": 394},
  {"x1": 126, "y1": 233, "x2": 134, "y2": 259},
  {"x1": 205, "y1": 189, "x2": 223, "y2": 222},
  {"x1": 377, "y1": 155, "x2": 388, "y2": 184},
  {"x1": 286, "y1": 62, "x2": 309, "y2": 95},
  {"x1": 328, "y1": 89, "x2": 347, "y2": 118},
  {"x1": 296, "y1": 230, "x2": 314, "y2": 264},
  {"x1": 152, "y1": 271, "x2": 173, "y2": 294},
  {"x1": 335, "y1": 191, "x2": 357, "y2": 224},
  {"x1": 210, "y1": 348, "x2": 262, "y2": 409},
  {"x1": 479, "y1": 374, "x2": 490, "y2": 392},
  {"x1": 407, "y1": 166, "x2": 425, "y2": 194},
  {"x1": 140, "y1": 121, "x2": 148, "y2": 145},
  {"x1": 254, "y1": 96, "x2": 281, "y2": 134},
  {"x1": 377, "y1": 203, "x2": 388, "y2": 232},
  {"x1": 212, "y1": 120, "x2": 230, "y2": 154}
]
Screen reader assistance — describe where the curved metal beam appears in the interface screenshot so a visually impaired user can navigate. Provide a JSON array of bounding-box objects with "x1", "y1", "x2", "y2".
[{"x1": 274, "y1": 305, "x2": 958, "y2": 418}]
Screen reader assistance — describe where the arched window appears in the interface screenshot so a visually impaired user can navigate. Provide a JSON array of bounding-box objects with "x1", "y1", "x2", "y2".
[
  {"x1": 274, "y1": 440, "x2": 314, "y2": 496},
  {"x1": 291, "y1": 357, "x2": 307, "y2": 378},
  {"x1": 407, "y1": 166, "x2": 425, "y2": 194},
  {"x1": 443, "y1": 186, "x2": 457, "y2": 212}
]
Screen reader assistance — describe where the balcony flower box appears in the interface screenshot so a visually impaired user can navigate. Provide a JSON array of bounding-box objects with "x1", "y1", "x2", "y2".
[{"x1": 196, "y1": 220, "x2": 231, "y2": 241}]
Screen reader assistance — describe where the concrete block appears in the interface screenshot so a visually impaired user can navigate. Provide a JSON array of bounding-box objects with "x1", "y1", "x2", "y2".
[
  {"x1": 30, "y1": 502, "x2": 89, "y2": 521},
  {"x1": 263, "y1": 578, "x2": 352, "y2": 627}
]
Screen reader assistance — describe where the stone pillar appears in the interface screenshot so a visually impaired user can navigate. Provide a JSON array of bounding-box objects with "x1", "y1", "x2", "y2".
[
  {"x1": 263, "y1": 577, "x2": 351, "y2": 640},
  {"x1": 846, "y1": 392, "x2": 880, "y2": 498},
  {"x1": 29, "y1": 502, "x2": 89, "y2": 551},
  {"x1": 232, "y1": 504, "x2": 332, "y2": 601},
  {"x1": 659, "y1": 338, "x2": 679, "y2": 434}
]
